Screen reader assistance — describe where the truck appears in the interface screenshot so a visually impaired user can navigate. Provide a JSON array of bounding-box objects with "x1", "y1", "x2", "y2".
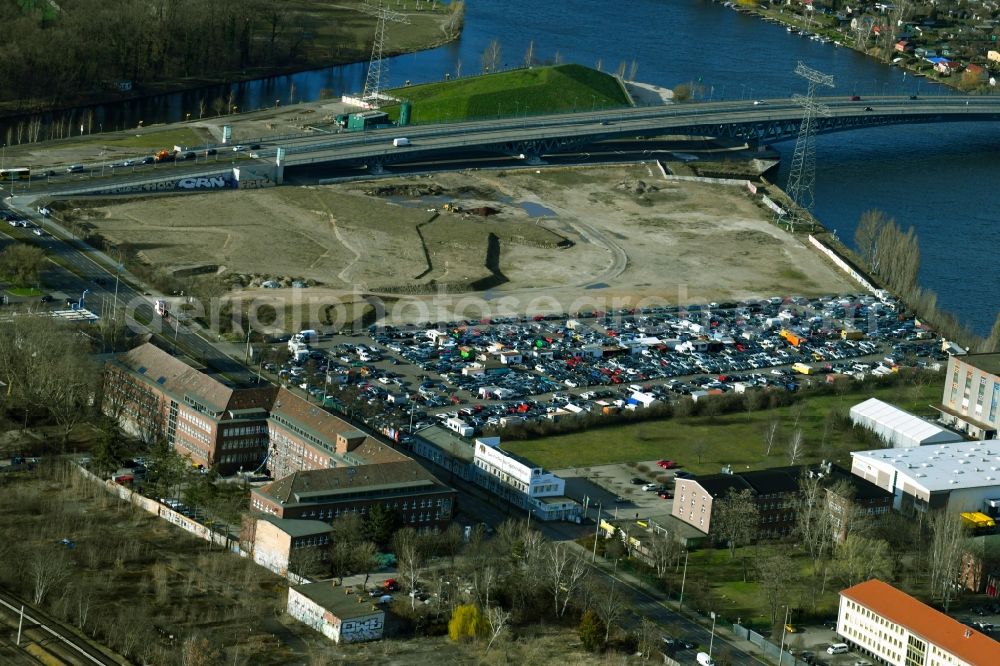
[
  {"x1": 961, "y1": 511, "x2": 997, "y2": 534},
  {"x1": 392, "y1": 137, "x2": 411, "y2": 147},
  {"x1": 792, "y1": 362, "x2": 814, "y2": 375},
  {"x1": 154, "y1": 299, "x2": 168, "y2": 317},
  {"x1": 780, "y1": 328, "x2": 807, "y2": 347},
  {"x1": 154, "y1": 149, "x2": 175, "y2": 162}
]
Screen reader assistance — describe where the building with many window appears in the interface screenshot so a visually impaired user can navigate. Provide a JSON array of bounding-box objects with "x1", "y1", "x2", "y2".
[
  {"x1": 246, "y1": 514, "x2": 333, "y2": 577},
  {"x1": 250, "y1": 461, "x2": 456, "y2": 531},
  {"x1": 838, "y1": 578, "x2": 1000, "y2": 665},
  {"x1": 671, "y1": 467, "x2": 801, "y2": 538},
  {"x1": 472, "y1": 437, "x2": 580, "y2": 521},
  {"x1": 937, "y1": 353, "x2": 1000, "y2": 440},
  {"x1": 267, "y1": 388, "x2": 407, "y2": 480},
  {"x1": 103, "y1": 343, "x2": 276, "y2": 474}
]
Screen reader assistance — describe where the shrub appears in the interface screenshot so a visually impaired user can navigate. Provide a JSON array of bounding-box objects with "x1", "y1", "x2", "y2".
[
  {"x1": 578, "y1": 609, "x2": 606, "y2": 652},
  {"x1": 448, "y1": 603, "x2": 483, "y2": 642}
]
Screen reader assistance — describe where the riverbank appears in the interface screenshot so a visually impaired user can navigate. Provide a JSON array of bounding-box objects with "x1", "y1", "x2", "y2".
[
  {"x1": 0, "y1": 0, "x2": 462, "y2": 125},
  {"x1": 718, "y1": 0, "x2": 968, "y2": 94}
]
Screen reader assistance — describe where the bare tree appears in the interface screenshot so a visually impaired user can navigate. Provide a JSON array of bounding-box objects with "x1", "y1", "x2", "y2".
[
  {"x1": 648, "y1": 529, "x2": 682, "y2": 580},
  {"x1": 472, "y1": 564, "x2": 498, "y2": 611},
  {"x1": 545, "y1": 542, "x2": 589, "y2": 617},
  {"x1": 757, "y1": 552, "x2": 796, "y2": 626},
  {"x1": 855, "y1": 209, "x2": 887, "y2": 273},
  {"x1": 523, "y1": 40, "x2": 535, "y2": 67},
  {"x1": 394, "y1": 528, "x2": 425, "y2": 609},
  {"x1": 32, "y1": 552, "x2": 72, "y2": 604},
  {"x1": 928, "y1": 511, "x2": 966, "y2": 613},
  {"x1": 481, "y1": 39, "x2": 502, "y2": 73},
  {"x1": 635, "y1": 617, "x2": 659, "y2": 660},
  {"x1": 712, "y1": 488, "x2": 759, "y2": 569},
  {"x1": 484, "y1": 605, "x2": 512, "y2": 653},
  {"x1": 763, "y1": 418, "x2": 781, "y2": 456},
  {"x1": 834, "y1": 534, "x2": 892, "y2": 587},
  {"x1": 795, "y1": 474, "x2": 833, "y2": 610},
  {"x1": 594, "y1": 579, "x2": 626, "y2": 644},
  {"x1": 788, "y1": 428, "x2": 806, "y2": 466}
]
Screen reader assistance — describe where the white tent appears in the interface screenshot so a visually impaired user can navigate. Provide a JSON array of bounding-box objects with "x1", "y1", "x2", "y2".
[{"x1": 850, "y1": 398, "x2": 964, "y2": 448}]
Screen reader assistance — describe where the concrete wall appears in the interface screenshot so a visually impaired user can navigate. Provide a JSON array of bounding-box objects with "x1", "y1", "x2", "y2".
[{"x1": 253, "y1": 519, "x2": 293, "y2": 575}]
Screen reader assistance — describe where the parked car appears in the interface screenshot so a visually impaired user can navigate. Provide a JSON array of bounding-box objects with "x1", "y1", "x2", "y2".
[{"x1": 630, "y1": 477, "x2": 645, "y2": 485}]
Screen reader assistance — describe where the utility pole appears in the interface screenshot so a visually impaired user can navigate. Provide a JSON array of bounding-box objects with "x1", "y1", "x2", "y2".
[
  {"x1": 244, "y1": 325, "x2": 252, "y2": 364},
  {"x1": 709, "y1": 611, "x2": 717, "y2": 659},
  {"x1": 679, "y1": 549, "x2": 690, "y2": 609},
  {"x1": 778, "y1": 605, "x2": 791, "y2": 665},
  {"x1": 785, "y1": 61, "x2": 834, "y2": 231},
  {"x1": 16, "y1": 605, "x2": 24, "y2": 646},
  {"x1": 592, "y1": 502, "x2": 602, "y2": 561}
]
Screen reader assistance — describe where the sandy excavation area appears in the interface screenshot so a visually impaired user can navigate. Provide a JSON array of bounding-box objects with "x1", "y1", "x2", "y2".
[{"x1": 69, "y1": 165, "x2": 855, "y2": 322}]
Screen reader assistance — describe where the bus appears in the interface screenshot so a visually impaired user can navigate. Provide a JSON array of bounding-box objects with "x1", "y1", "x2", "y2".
[{"x1": 0, "y1": 167, "x2": 30, "y2": 180}]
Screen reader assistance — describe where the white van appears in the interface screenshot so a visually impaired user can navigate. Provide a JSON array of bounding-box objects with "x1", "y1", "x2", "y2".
[
  {"x1": 827, "y1": 643, "x2": 849, "y2": 655},
  {"x1": 392, "y1": 137, "x2": 411, "y2": 147},
  {"x1": 696, "y1": 652, "x2": 715, "y2": 666}
]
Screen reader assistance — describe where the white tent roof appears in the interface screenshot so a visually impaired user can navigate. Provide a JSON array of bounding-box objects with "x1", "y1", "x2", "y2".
[{"x1": 850, "y1": 398, "x2": 962, "y2": 446}]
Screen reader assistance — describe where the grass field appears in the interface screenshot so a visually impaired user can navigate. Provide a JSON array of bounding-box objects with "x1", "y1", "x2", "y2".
[
  {"x1": 503, "y1": 379, "x2": 943, "y2": 472},
  {"x1": 383, "y1": 64, "x2": 631, "y2": 123}
]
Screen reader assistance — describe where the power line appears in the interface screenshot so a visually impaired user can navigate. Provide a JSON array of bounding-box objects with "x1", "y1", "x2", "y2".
[
  {"x1": 784, "y1": 61, "x2": 834, "y2": 232},
  {"x1": 357, "y1": 1, "x2": 411, "y2": 108}
]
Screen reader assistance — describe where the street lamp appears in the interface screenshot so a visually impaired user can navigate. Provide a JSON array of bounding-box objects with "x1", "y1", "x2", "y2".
[
  {"x1": 778, "y1": 606, "x2": 791, "y2": 665},
  {"x1": 708, "y1": 611, "x2": 717, "y2": 659}
]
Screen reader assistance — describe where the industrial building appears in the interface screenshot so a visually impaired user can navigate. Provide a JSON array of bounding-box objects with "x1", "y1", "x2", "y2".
[
  {"x1": 246, "y1": 515, "x2": 333, "y2": 577},
  {"x1": 287, "y1": 582, "x2": 384, "y2": 644},
  {"x1": 850, "y1": 397, "x2": 964, "y2": 448},
  {"x1": 851, "y1": 440, "x2": 1000, "y2": 514},
  {"x1": 472, "y1": 437, "x2": 580, "y2": 521},
  {"x1": 838, "y1": 579, "x2": 1000, "y2": 666},
  {"x1": 937, "y1": 352, "x2": 1000, "y2": 440},
  {"x1": 250, "y1": 460, "x2": 456, "y2": 531}
]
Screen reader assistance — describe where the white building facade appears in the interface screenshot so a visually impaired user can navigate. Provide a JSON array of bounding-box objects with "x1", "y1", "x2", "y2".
[
  {"x1": 850, "y1": 398, "x2": 964, "y2": 448},
  {"x1": 838, "y1": 579, "x2": 1000, "y2": 666},
  {"x1": 472, "y1": 437, "x2": 579, "y2": 521},
  {"x1": 850, "y1": 441, "x2": 1000, "y2": 514},
  {"x1": 287, "y1": 584, "x2": 384, "y2": 644}
]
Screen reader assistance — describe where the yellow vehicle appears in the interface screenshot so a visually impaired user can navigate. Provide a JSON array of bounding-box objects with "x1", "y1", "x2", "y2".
[
  {"x1": 792, "y1": 362, "x2": 814, "y2": 375},
  {"x1": 961, "y1": 511, "x2": 997, "y2": 533}
]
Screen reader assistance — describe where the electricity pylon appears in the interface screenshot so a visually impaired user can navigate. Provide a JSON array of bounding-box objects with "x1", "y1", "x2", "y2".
[
  {"x1": 357, "y1": 1, "x2": 411, "y2": 108},
  {"x1": 785, "y1": 61, "x2": 834, "y2": 231}
]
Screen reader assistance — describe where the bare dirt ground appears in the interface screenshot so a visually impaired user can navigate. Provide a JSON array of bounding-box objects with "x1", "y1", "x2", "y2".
[{"x1": 74, "y1": 164, "x2": 854, "y2": 325}]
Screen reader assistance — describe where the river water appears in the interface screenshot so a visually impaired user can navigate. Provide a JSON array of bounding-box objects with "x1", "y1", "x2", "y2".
[{"x1": 40, "y1": 0, "x2": 1000, "y2": 334}]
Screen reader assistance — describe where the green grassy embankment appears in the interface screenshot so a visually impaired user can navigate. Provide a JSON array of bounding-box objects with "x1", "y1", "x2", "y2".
[
  {"x1": 503, "y1": 379, "x2": 942, "y2": 471},
  {"x1": 383, "y1": 63, "x2": 631, "y2": 124}
]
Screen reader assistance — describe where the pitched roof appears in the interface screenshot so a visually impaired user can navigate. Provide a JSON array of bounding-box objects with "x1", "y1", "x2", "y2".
[
  {"x1": 269, "y1": 388, "x2": 356, "y2": 441},
  {"x1": 118, "y1": 343, "x2": 274, "y2": 415},
  {"x1": 258, "y1": 460, "x2": 445, "y2": 505},
  {"x1": 841, "y1": 579, "x2": 1000, "y2": 663}
]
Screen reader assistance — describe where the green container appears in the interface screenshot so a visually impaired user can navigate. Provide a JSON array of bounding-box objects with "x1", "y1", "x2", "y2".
[{"x1": 399, "y1": 100, "x2": 412, "y2": 127}]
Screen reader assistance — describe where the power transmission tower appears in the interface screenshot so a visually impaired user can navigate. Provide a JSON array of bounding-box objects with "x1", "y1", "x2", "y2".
[
  {"x1": 784, "y1": 61, "x2": 834, "y2": 231},
  {"x1": 357, "y1": 1, "x2": 411, "y2": 108}
]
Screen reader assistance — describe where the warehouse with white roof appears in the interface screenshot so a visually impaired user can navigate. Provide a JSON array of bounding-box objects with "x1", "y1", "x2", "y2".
[
  {"x1": 851, "y1": 440, "x2": 1000, "y2": 514},
  {"x1": 849, "y1": 398, "x2": 964, "y2": 448}
]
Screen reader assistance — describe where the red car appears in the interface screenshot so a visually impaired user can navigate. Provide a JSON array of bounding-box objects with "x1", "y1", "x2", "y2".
[
  {"x1": 658, "y1": 490, "x2": 674, "y2": 499},
  {"x1": 657, "y1": 459, "x2": 679, "y2": 469}
]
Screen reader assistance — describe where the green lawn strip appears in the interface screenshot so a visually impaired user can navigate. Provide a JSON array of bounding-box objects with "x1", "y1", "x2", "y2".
[
  {"x1": 503, "y1": 380, "x2": 942, "y2": 471},
  {"x1": 383, "y1": 64, "x2": 630, "y2": 124},
  {"x1": 6, "y1": 286, "x2": 42, "y2": 297}
]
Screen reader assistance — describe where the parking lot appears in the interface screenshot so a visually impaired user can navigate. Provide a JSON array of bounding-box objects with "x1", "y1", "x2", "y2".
[{"x1": 257, "y1": 291, "x2": 945, "y2": 445}]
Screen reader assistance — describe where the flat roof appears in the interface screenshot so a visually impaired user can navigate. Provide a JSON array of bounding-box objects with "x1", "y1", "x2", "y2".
[
  {"x1": 841, "y1": 579, "x2": 1000, "y2": 663},
  {"x1": 958, "y1": 352, "x2": 1000, "y2": 376},
  {"x1": 414, "y1": 425, "x2": 475, "y2": 463},
  {"x1": 852, "y1": 440, "x2": 1000, "y2": 492},
  {"x1": 291, "y1": 581, "x2": 385, "y2": 619},
  {"x1": 257, "y1": 514, "x2": 333, "y2": 538}
]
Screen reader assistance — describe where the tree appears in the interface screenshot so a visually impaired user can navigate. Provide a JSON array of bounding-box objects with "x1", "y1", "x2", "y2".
[
  {"x1": 928, "y1": 511, "x2": 966, "y2": 613},
  {"x1": 481, "y1": 38, "x2": 502, "y2": 73},
  {"x1": 31, "y1": 552, "x2": 72, "y2": 604},
  {"x1": 594, "y1": 579, "x2": 626, "y2": 644},
  {"x1": 544, "y1": 542, "x2": 589, "y2": 617},
  {"x1": 523, "y1": 40, "x2": 535, "y2": 67},
  {"x1": 635, "y1": 617, "x2": 659, "y2": 660},
  {"x1": 855, "y1": 209, "x2": 887, "y2": 273},
  {"x1": 364, "y1": 503, "x2": 401, "y2": 549},
  {"x1": 712, "y1": 488, "x2": 759, "y2": 560},
  {"x1": 834, "y1": 534, "x2": 892, "y2": 587},
  {"x1": 180, "y1": 635, "x2": 223, "y2": 666},
  {"x1": 788, "y1": 428, "x2": 806, "y2": 465},
  {"x1": 757, "y1": 552, "x2": 796, "y2": 627},
  {"x1": 763, "y1": 418, "x2": 781, "y2": 456},
  {"x1": 394, "y1": 528, "x2": 425, "y2": 609},
  {"x1": 0, "y1": 244, "x2": 46, "y2": 286},
  {"x1": 484, "y1": 605, "x2": 511, "y2": 653},
  {"x1": 648, "y1": 530, "x2": 682, "y2": 580},
  {"x1": 795, "y1": 474, "x2": 833, "y2": 581},
  {"x1": 448, "y1": 603, "x2": 483, "y2": 641},
  {"x1": 578, "y1": 609, "x2": 605, "y2": 652}
]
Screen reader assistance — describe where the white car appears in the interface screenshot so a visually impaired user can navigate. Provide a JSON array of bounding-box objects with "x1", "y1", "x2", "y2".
[
  {"x1": 642, "y1": 483, "x2": 658, "y2": 492},
  {"x1": 231, "y1": 145, "x2": 244, "y2": 152},
  {"x1": 753, "y1": 100, "x2": 766, "y2": 105}
]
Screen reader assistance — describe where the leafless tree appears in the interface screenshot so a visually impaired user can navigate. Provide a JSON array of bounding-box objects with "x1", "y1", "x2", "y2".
[
  {"x1": 795, "y1": 474, "x2": 833, "y2": 609},
  {"x1": 394, "y1": 528, "x2": 425, "y2": 609},
  {"x1": 481, "y1": 39, "x2": 502, "y2": 73},
  {"x1": 763, "y1": 418, "x2": 781, "y2": 456},
  {"x1": 523, "y1": 40, "x2": 535, "y2": 67},
  {"x1": 712, "y1": 488, "x2": 759, "y2": 564},
  {"x1": 834, "y1": 534, "x2": 892, "y2": 587},
  {"x1": 545, "y1": 542, "x2": 589, "y2": 617},
  {"x1": 855, "y1": 209, "x2": 886, "y2": 273},
  {"x1": 928, "y1": 511, "x2": 966, "y2": 613},
  {"x1": 32, "y1": 552, "x2": 72, "y2": 604},
  {"x1": 635, "y1": 617, "x2": 659, "y2": 660},
  {"x1": 472, "y1": 563, "x2": 498, "y2": 611},
  {"x1": 484, "y1": 605, "x2": 512, "y2": 653},
  {"x1": 788, "y1": 428, "x2": 806, "y2": 466},
  {"x1": 594, "y1": 579, "x2": 626, "y2": 644},
  {"x1": 648, "y1": 529, "x2": 682, "y2": 579},
  {"x1": 757, "y1": 552, "x2": 796, "y2": 626}
]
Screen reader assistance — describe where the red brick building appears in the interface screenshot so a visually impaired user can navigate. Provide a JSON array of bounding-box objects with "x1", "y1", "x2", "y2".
[
  {"x1": 104, "y1": 343, "x2": 275, "y2": 474},
  {"x1": 267, "y1": 388, "x2": 406, "y2": 480},
  {"x1": 250, "y1": 461, "x2": 456, "y2": 531}
]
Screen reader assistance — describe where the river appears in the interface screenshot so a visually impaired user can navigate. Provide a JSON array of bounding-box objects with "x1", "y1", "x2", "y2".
[{"x1": 30, "y1": 0, "x2": 1000, "y2": 335}]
